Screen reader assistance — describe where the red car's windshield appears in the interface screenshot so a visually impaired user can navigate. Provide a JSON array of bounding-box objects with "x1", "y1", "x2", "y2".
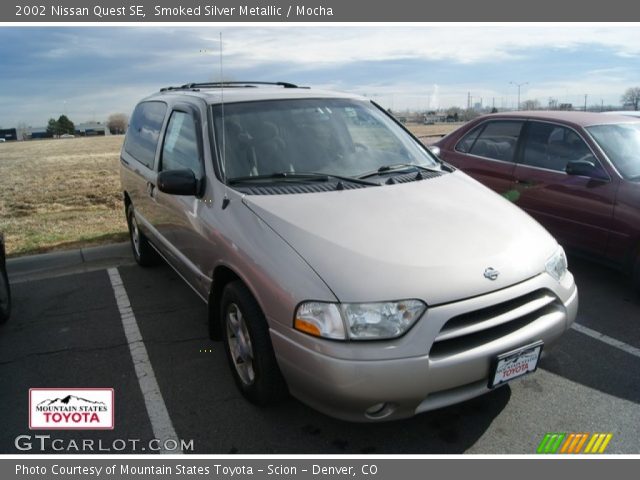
[{"x1": 587, "y1": 122, "x2": 640, "y2": 179}]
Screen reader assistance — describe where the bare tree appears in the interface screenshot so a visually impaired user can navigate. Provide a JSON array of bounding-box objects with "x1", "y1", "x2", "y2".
[
  {"x1": 621, "y1": 87, "x2": 640, "y2": 110},
  {"x1": 445, "y1": 107, "x2": 462, "y2": 122},
  {"x1": 107, "y1": 113, "x2": 128, "y2": 135},
  {"x1": 16, "y1": 122, "x2": 29, "y2": 141},
  {"x1": 520, "y1": 99, "x2": 540, "y2": 111}
]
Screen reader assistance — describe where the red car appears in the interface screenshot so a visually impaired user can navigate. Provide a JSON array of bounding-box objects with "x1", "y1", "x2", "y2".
[{"x1": 434, "y1": 111, "x2": 640, "y2": 291}]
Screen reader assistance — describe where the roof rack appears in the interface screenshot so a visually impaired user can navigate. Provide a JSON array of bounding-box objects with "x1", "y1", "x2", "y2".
[{"x1": 160, "y1": 81, "x2": 308, "y2": 92}]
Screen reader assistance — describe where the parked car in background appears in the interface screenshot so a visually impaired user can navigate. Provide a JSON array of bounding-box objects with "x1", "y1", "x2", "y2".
[
  {"x1": 434, "y1": 111, "x2": 640, "y2": 292},
  {"x1": 120, "y1": 83, "x2": 577, "y2": 421},
  {"x1": 0, "y1": 233, "x2": 11, "y2": 324}
]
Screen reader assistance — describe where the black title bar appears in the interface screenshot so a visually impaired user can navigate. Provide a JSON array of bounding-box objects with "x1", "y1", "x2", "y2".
[{"x1": 4, "y1": 0, "x2": 640, "y2": 22}]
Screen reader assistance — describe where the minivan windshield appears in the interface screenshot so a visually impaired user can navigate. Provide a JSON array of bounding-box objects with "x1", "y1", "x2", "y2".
[
  {"x1": 586, "y1": 122, "x2": 640, "y2": 179},
  {"x1": 212, "y1": 98, "x2": 440, "y2": 182}
]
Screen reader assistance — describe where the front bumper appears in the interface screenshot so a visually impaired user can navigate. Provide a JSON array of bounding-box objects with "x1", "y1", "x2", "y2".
[{"x1": 270, "y1": 271, "x2": 578, "y2": 422}]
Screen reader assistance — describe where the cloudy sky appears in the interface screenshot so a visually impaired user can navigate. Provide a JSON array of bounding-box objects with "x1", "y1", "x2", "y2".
[{"x1": 1, "y1": 25, "x2": 639, "y2": 127}]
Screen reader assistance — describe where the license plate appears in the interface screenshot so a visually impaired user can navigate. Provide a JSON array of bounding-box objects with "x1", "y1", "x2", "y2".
[{"x1": 489, "y1": 341, "x2": 543, "y2": 388}]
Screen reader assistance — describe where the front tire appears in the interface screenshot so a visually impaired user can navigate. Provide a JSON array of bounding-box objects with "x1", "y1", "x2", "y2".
[
  {"x1": 220, "y1": 281, "x2": 288, "y2": 405},
  {"x1": 126, "y1": 204, "x2": 159, "y2": 267}
]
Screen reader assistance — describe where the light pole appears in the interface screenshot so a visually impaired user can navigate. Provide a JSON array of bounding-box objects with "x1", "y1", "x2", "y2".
[{"x1": 510, "y1": 81, "x2": 529, "y2": 110}]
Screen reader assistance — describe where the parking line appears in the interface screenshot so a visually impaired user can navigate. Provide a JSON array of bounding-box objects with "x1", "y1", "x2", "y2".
[
  {"x1": 107, "y1": 267, "x2": 182, "y2": 455},
  {"x1": 571, "y1": 323, "x2": 640, "y2": 358}
]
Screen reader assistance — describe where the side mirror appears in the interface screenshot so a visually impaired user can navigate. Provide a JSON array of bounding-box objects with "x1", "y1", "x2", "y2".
[
  {"x1": 157, "y1": 169, "x2": 200, "y2": 196},
  {"x1": 428, "y1": 145, "x2": 441, "y2": 157},
  {"x1": 565, "y1": 159, "x2": 606, "y2": 180}
]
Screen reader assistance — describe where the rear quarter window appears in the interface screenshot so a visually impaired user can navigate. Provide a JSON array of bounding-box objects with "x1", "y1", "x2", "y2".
[
  {"x1": 124, "y1": 101, "x2": 167, "y2": 169},
  {"x1": 455, "y1": 120, "x2": 523, "y2": 162}
]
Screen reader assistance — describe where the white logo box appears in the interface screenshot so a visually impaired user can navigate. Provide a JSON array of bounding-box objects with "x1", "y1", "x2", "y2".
[{"x1": 29, "y1": 388, "x2": 114, "y2": 430}]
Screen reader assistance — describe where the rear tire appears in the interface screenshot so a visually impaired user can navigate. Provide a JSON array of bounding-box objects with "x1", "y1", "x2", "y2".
[
  {"x1": 220, "y1": 281, "x2": 288, "y2": 405},
  {"x1": 126, "y1": 204, "x2": 160, "y2": 267}
]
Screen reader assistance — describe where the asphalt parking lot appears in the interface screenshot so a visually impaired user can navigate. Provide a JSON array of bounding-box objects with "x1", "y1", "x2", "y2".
[{"x1": 1, "y1": 244, "x2": 639, "y2": 454}]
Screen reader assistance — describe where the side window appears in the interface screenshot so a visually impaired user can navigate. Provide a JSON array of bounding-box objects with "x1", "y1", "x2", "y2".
[
  {"x1": 160, "y1": 111, "x2": 202, "y2": 178},
  {"x1": 455, "y1": 125, "x2": 482, "y2": 153},
  {"x1": 522, "y1": 122, "x2": 599, "y2": 172},
  {"x1": 124, "y1": 101, "x2": 167, "y2": 169},
  {"x1": 466, "y1": 121, "x2": 523, "y2": 162}
]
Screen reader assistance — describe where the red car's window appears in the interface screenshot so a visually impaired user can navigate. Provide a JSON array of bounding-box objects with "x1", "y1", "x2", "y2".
[
  {"x1": 522, "y1": 122, "x2": 600, "y2": 173},
  {"x1": 456, "y1": 121, "x2": 522, "y2": 162},
  {"x1": 455, "y1": 124, "x2": 482, "y2": 153}
]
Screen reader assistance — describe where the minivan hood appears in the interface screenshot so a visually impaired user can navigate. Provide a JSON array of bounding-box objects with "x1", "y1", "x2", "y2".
[{"x1": 242, "y1": 171, "x2": 558, "y2": 305}]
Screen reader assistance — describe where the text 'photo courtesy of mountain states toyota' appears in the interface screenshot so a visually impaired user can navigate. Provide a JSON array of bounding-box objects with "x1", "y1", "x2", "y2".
[{"x1": 119, "y1": 82, "x2": 577, "y2": 422}]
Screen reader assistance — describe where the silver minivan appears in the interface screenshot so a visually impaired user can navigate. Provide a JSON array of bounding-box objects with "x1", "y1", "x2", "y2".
[{"x1": 120, "y1": 82, "x2": 578, "y2": 421}]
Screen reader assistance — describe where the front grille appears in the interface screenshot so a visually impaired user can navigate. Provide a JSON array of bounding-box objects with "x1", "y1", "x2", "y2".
[{"x1": 430, "y1": 289, "x2": 561, "y2": 359}]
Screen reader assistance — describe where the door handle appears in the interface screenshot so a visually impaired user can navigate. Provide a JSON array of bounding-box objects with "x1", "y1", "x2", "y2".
[
  {"x1": 146, "y1": 182, "x2": 156, "y2": 196},
  {"x1": 515, "y1": 179, "x2": 537, "y2": 188}
]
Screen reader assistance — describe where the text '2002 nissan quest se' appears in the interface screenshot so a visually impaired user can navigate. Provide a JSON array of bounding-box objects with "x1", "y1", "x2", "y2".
[{"x1": 120, "y1": 82, "x2": 578, "y2": 421}]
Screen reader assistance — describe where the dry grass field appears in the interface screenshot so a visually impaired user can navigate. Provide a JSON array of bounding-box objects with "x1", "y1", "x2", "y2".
[
  {"x1": 0, "y1": 136, "x2": 127, "y2": 257},
  {"x1": 406, "y1": 122, "x2": 461, "y2": 143},
  {"x1": 0, "y1": 122, "x2": 462, "y2": 257}
]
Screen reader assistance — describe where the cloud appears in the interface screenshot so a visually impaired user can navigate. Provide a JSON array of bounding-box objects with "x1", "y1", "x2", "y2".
[
  {"x1": 206, "y1": 26, "x2": 640, "y2": 66},
  {"x1": 1, "y1": 25, "x2": 639, "y2": 125},
  {"x1": 26, "y1": 26, "x2": 640, "y2": 68}
]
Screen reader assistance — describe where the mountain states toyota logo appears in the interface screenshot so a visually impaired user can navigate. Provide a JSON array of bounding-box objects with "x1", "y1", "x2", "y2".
[{"x1": 29, "y1": 388, "x2": 114, "y2": 430}]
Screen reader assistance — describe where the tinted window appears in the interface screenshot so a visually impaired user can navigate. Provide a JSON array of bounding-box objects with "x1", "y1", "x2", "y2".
[
  {"x1": 522, "y1": 122, "x2": 599, "y2": 172},
  {"x1": 124, "y1": 101, "x2": 167, "y2": 169},
  {"x1": 161, "y1": 111, "x2": 202, "y2": 177},
  {"x1": 462, "y1": 121, "x2": 522, "y2": 162}
]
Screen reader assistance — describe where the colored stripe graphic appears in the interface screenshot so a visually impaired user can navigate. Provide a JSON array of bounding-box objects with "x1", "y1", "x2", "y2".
[
  {"x1": 598, "y1": 434, "x2": 613, "y2": 453},
  {"x1": 549, "y1": 433, "x2": 566, "y2": 453},
  {"x1": 560, "y1": 433, "x2": 575, "y2": 453},
  {"x1": 538, "y1": 433, "x2": 613, "y2": 454},
  {"x1": 537, "y1": 433, "x2": 552, "y2": 453},
  {"x1": 537, "y1": 433, "x2": 566, "y2": 453},
  {"x1": 573, "y1": 433, "x2": 589, "y2": 454}
]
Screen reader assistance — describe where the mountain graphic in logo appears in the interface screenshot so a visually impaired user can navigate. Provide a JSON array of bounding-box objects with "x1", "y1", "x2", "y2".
[{"x1": 37, "y1": 395, "x2": 106, "y2": 407}]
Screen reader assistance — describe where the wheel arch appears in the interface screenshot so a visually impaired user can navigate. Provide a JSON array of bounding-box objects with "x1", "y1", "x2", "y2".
[
  {"x1": 208, "y1": 265, "x2": 262, "y2": 341},
  {"x1": 123, "y1": 191, "x2": 132, "y2": 210}
]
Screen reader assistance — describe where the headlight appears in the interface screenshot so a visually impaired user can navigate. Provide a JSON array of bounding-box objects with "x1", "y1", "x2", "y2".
[
  {"x1": 294, "y1": 300, "x2": 426, "y2": 341},
  {"x1": 294, "y1": 302, "x2": 345, "y2": 340},
  {"x1": 545, "y1": 246, "x2": 568, "y2": 281}
]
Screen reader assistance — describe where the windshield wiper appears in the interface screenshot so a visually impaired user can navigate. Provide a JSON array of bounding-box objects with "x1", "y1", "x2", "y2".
[
  {"x1": 357, "y1": 163, "x2": 444, "y2": 179},
  {"x1": 228, "y1": 171, "x2": 379, "y2": 187}
]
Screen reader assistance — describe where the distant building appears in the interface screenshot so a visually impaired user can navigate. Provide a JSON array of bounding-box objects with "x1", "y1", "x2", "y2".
[
  {"x1": 75, "y1": 122, "x2": 107, "y2": 136},
  {"x1": 0, "y1": 128, "x2": 17, "y2": 141},
  {"x1": 26, "y1": 127, "x2": 51, "y2": 139},
  {"x1": 423, "y1": 112, "x2": 447, "y2": 124}
]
